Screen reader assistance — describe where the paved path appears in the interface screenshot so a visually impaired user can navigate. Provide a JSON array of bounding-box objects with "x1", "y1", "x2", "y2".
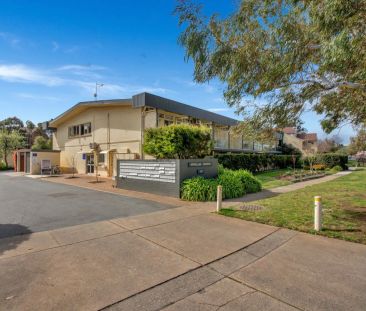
[
  {"x1": 1, "y1": 202, "x2": 365, "y2": 311},
  {"x1": 223, "y1": 171, "x2": 352, "y2": 207}
]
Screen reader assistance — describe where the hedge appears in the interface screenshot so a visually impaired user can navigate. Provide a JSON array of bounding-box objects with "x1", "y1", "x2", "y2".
[
  {"x1": 302, "y1": 153, "x2": 348, "y2": 169},
  {"x1": 181, "y1": 167, "x2": 261, "y2": 201},
  {"x1": 215, "y1": 153, "x2": 301, "y2": 173},
  {"x1": 143, "y1": 124, "x2": 213, "y2": 159}
]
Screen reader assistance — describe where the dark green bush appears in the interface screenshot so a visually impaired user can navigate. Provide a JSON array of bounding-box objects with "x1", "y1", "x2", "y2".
[
  {"x1": 180, "y1": 177, "x2": 218, "y2": 201},
  {"x1": 181, "y1": 168, "x2": 261, "y2": 201},
  {"x1": 303, "y1": 153, "x2": 348, "y2": 169},
  {"x1": 143, "y1": 124, "x2": 213, "y2": 159},
  {"x1": 234, "y1": 169, "x2": 262, "y2": 193},
  {"x1": 215, "y1": 153, "x2": 301, "y2": 172},
  {"x1": 217, "y1": 169, "x2": 243, "y2": 199},
  {"x1": 330, "y1": 165, "x2": 343, "y2": 173}
]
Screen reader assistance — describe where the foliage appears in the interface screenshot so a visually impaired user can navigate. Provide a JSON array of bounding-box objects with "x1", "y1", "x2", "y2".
[
  {"x1": 216, "y1": 153, "x2": 301, "y2": 173},
  {"x1": 216, "y1": 169, "x2": 243, "y2": 199},
  {"x1": 302, "y1": 153, "x2": 348, "y2": 169},
  {"x1": 180, "y1": 177, "x2": 218, "y2": 201},
  {"x1": 0, "y1": 117, "x2": 24, "y2": 132},
  {"x1": 176, "y1": 0, "x2": 366, "y2": 134},
  {"x1": 0, "y1": 117, "x2": 49, "y2": 149},
  {"x1": 313, "y1": 164, "x2": 326, "y2": 170},
  {"x1": 0, "y1": 130, "x2": 24, "y2": 167},
  {"x1": 0, "y1": 160, "x2": 7, "y2": 170},
  {"x1": 31, "y1": 136, "x2": 52, "y2": 150},
  {"x1": 143, "y1": 124, "x2": 213, "y2": 159},
  {"x1": 349, "y1": 127, "x2": 366, "y2": 155},
  {"x1": 234, "y1": 169, "x2": 262, "y2": 193},
  {"x1": 181, "y1": 167, "x2": 261, "y2": 201},
  {"x1": 279, "y1": 143, "x2": 302, "y2": 155},
  {"x1": 317, "y1": 136, "x2": 343, "y2": 153},
  {"x1": 330, "y1": 165, "x2": 343, "y2": 173}
]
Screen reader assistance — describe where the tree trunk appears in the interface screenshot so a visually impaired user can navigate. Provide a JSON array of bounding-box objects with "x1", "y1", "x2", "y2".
[{"x1": 3, "y1": 153, "x2": 8, "y2": 167}]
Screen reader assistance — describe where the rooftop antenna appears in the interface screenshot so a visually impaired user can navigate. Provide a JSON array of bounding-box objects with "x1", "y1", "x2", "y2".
[{"x1": 94, "y1": 82, "x2": 104, "y2": 100}]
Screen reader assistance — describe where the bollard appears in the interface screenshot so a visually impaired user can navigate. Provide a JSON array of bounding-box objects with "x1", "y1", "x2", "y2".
[
  {"x1": 216, "y1": 185, "x2": 222, "y2": 212},
  {"x1": 314, "y1": 196, "x2": 322, "y2": 231}
]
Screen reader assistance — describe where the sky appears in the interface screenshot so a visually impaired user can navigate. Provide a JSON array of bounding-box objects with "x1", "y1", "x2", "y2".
[{"x1": 0, "y1": 0, "x2": 355, "y2": 143}]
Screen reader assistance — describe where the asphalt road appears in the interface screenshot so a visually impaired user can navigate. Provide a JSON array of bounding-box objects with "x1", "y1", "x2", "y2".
[{"x1": 0, "y1": 173, "x2": 175, "y2": 238}]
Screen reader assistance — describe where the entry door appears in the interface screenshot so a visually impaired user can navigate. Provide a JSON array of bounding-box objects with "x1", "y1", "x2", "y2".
[
  {"x1": 86, "y1": 154, "x2": 94, "y2": 174},
  {"x1": 25, "y1": 152, "x2": 31, "y2": 173}
]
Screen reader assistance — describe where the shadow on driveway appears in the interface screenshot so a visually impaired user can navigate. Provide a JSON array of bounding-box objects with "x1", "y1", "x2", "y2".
[{"x1": 0, "y1": 224, "x2": 32, "y2": 255}]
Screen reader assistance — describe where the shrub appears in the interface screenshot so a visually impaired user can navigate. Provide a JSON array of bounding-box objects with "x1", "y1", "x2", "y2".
[
  {"x1": 234, "y1": 169, "x2": 262, "y2": 193},
  {"x1": 217, "y1": 169, "x2": 243, "y2": 199},
  {"x1": 143, "y1": 124, "x2": 213, "y2": 159},
  {"x1": 303, "y1": 153, "x2": 348, "y2": 169},
  {"x1": 180, "y1": 176, "x2": 218, "y2": 201},
  {"x1": 0, "y1": 160, "x2": 7, "y2": 170},
  {"x1": 181, "y1": 167, "x2": 262, "y2": 201},
  {"x1": 313, "y1": 164, "x2": 326, "y2": 170},
  {"x1": 330, "y1": 165, "x2": 343, "y2": 173},
  {"x1": 31, "y1": 136, "x2": 51, "y2": 150},
  {"x1": 215, "y1": 153, "x2": 301, "y2": 172}
]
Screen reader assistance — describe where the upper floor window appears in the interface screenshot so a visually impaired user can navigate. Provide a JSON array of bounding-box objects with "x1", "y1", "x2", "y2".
[{"x1": 68, "y1": 122, "x2": 91, "y2": 138}]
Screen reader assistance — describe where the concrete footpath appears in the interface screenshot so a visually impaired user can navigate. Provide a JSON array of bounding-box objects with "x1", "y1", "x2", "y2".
[{"x1": 1, "y1": 202, "x2": 366, "y2": 311}]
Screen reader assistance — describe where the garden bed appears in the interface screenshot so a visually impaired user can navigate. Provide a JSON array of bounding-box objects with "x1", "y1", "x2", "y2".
[{"x1": 280, "y1": 171, "x2": 326, "y2": 183}]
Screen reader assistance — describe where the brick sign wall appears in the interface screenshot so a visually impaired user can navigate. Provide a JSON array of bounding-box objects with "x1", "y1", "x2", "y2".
[{"x1": 118, "y1": 160, "x2": 176, "y2": 183}]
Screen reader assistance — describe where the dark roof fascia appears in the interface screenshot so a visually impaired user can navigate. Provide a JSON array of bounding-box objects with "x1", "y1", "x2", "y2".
[{"x1": 132, "y1": 92, "x2": 239, "y2": 127}]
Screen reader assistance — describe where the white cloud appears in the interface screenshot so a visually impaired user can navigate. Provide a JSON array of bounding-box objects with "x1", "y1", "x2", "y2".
[
  {"x1": 57, "y1": 64, "x2": 106, "y2": 71},
  {"x1": 0, "y1": 64, "x2": 64, "y2": 86},
  {"x1": 17, "y1": 93, "x2": 60, "y2": 101},
  {"x1": 0, "y1": 63, "x2": 170, "y2": 98},
  {"x1": 207, "y1": 108, "x2": 231, "y2": 113},
  {"x1": 0, "y1": 32, "x2": 21, "y2": 48},
  {"x1": 52, "y1": 41, "x2": 59, "y2": 52},
  {"x1": 64, "y1": 45, "x2": 80, "y2": 54}
]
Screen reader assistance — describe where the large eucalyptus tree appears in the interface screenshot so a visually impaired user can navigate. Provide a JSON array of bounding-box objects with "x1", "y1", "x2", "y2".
[{"x1": 176, "y1": 0, "x2": 366, "y2": 135}]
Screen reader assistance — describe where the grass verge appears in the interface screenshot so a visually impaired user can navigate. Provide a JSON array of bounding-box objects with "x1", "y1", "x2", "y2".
[
  {"x1": 254, "y1": 169, "x2": 292, "y2": 189},
  {"x1": 220, "y1": 170, "x2": 366, "y2": 244}
]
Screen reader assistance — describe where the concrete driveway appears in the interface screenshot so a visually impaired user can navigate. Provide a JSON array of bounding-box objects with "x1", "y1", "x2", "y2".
[{"x1": 0, "y1": 173, "x2": 175, "y2": 238}]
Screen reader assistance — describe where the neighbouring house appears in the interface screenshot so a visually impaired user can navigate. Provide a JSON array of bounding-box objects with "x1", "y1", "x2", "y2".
[
  {"x1": 282, "y1": 127, "x2": 318, "y2": 154},
  {"x1": 44, "y1": 93, "x2": 282, "y2": 177}
]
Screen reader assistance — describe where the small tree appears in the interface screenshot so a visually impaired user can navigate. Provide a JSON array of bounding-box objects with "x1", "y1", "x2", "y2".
[
  {"x1": 31, "y1": 136, "x2": 52, "y2": 150},
  {"x1": 0, "y1": 130, "x2": 24, "y2": 167},
  {"x1": 349, "y1": 128, "x2": 366, "y2": 155},
  {"x1": 143, "y1": 124, "x2": 213, "y2": 159}
]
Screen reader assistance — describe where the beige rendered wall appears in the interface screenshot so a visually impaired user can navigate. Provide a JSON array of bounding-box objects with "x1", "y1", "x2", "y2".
[
  {"x1": 30, "y1": 151, "x2": 60, "y2": 175},
  {"x1": 53, "y1": 106, "x2": 142, "y2": 176}
]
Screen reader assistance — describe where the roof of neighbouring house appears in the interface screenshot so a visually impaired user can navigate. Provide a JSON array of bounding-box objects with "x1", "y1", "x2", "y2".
[
  {"x1": 282, "y1": 127, "x2": 297, "y2": 134},
  {"x1": 296, "y1": 133, "x2": 318, "y2": 142},
  {"x1": 47, "y1": 92, "x2": 239, "y2": 128}
]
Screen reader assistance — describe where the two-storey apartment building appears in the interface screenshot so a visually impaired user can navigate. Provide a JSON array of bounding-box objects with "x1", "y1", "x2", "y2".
[{"x1": 46, "y1": 93, "x2": 280, "y2": 177}]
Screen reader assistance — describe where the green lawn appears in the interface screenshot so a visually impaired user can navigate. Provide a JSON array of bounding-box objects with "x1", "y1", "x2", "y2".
[
  {"x1": 220, "y1": 170, "x2": 366, "y2": 244},
  {"x1": 254, "y1": 169, "x2": 292, "y2": 189}
]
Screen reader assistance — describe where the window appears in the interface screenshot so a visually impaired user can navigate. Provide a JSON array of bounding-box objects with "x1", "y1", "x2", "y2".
[
  {"x1": 98, "y1": 153, "x2": 105, "y2": 164},
  {"x1": 68, "y1": 122, "x2": 92, "y2": 138},
  {"x1": 158, "y1": 113, "x2": 174, "y2": 127}
]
